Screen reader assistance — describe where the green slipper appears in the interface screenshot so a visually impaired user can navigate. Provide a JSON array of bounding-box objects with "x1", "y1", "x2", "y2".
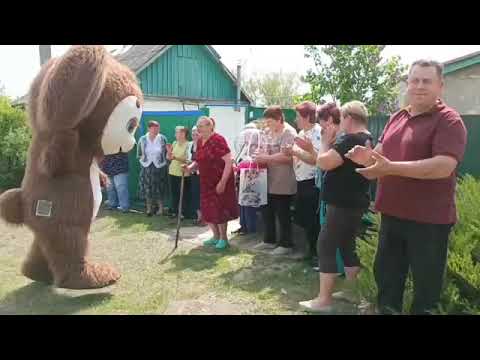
[
  {"x1": 215, "y1": 239, "x2": 229, "y2": 250},
  {"x1": 203, "y1": 238, "x2": 218, "y2": 246}
]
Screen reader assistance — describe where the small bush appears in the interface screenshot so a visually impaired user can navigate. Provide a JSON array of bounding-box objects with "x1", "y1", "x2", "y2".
[
  {"x1": 0, "y1": 97, "x2": 31, "y2": 189},
  {"x1": 355, "y1": 175, "x2": 480, "y2": 314}
]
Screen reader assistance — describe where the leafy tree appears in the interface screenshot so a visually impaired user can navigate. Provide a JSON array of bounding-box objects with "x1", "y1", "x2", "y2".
[
  {"x1": 303, "y1": 45, "x2": 407, "y2": 115},
  {"x1": 244, "y1": 71, "x2": 303, "y2": 107},
  {"x1": 0, "y1": 95, "x2": 31, "y2": 189}
]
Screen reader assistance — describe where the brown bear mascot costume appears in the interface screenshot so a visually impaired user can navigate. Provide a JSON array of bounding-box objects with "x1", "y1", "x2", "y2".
[{"x1": 0, "y1": 45, "x2": 144, "y2": 289}]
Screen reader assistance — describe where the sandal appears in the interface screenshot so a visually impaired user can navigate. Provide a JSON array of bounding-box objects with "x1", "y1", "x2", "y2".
[
  {"x1": 215, "y1": 239, "x2": 230, "y2": 250},
  {"x1": 203, "y1": 238, "x2": 218, "y2": 246}
]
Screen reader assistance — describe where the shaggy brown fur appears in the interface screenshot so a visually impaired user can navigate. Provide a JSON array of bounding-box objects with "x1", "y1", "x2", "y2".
[{"x1": 0, "y1": 46, "x2": 144, "y2": 289}]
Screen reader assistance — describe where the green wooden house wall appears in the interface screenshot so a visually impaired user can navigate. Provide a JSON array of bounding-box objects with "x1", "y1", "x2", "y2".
[{"x1": 138, "y1": 45, "x2": 241, "y2": 101}]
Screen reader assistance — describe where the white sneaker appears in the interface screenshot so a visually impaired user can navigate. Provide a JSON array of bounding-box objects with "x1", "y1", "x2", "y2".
[
  {"x1": 253, "y1": 242, "x2": 277, "y2": 251},
  {"x1": 299, "y1": 300, "x2": 333, "y2": 313},
  {"x1": 270, "y1": 246, "x2": 293, "y2": 256}
]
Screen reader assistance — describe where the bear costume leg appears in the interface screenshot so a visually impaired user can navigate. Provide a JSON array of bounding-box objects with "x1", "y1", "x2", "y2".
[
  {"x1": 38, "y1": 226, "x2": 120, "y2": 289},
  {"x1": 21, "y1": 238, "x2": 54, "y2": 284}
]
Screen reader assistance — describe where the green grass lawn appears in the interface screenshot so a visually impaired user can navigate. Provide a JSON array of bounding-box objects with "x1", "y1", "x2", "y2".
[{"x1": 0, "y1": 209, "x2": 358, "y2": 315}]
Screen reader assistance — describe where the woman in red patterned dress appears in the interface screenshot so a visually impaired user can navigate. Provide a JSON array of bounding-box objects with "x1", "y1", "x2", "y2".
[{"x1": 183, "y1": 116, "x2": 239, "y2": 250}]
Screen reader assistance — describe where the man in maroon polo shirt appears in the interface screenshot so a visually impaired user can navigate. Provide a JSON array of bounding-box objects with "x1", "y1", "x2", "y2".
[{"x1": 346, "y1": 59, "x2": 467, "y2": 315}]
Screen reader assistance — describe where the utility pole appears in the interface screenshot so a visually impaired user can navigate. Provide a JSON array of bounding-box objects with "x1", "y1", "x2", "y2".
[
  {"x1": 236, "y1": 62, "x2": 242, "y2": 112},
  {"x1": 39, "y1": 45, "x2": 51, "y2": 66}
]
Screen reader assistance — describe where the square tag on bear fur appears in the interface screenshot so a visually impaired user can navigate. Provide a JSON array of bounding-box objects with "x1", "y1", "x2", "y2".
[{"x1": 35, "y1": 200, "x2": 53, "y2": 217}]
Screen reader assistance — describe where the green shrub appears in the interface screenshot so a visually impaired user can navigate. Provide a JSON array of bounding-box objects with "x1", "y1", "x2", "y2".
[
  {"x1": 355, "y1": 175, "x2": 480, "y2": 314},
  {"x1": 0, "y1": 97, "x2": 31, "y2": 189}
]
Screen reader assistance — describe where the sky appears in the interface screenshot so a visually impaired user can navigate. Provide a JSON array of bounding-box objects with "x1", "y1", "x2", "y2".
[{"x1": 1, "y1": 45, "x2": 480, "y2": 99}]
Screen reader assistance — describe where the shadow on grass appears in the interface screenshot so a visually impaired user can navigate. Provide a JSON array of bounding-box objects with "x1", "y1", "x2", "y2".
[
  {"x1": 96, "y1": 208, "x2": 194, "y2": 233},
  {"x1": 216, "y1": 253, "x2": 357, "y2": 314},
  {"x1": 0, "y1": 282, "x2": 114, "y2": 315},
  {"x1": 165, "y1": 246, "x2": 242, "y2": 273},
  {"x1": 221, "y1": 254, "x2": 319, "y2": 309}
]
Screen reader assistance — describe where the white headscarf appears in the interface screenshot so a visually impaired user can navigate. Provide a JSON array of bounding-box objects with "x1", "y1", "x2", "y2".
[{"x1": 235, "y1": 123, "x2": 260, "y2": 160}]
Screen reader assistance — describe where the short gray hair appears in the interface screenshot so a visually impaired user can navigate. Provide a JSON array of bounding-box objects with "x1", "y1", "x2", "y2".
[{"x1": 409, "y1": 59, "x2": 444, "y2": 79}]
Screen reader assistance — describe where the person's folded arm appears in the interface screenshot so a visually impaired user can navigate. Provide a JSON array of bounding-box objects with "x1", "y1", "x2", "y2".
[{"x1": 316, "y1": 148, "x2": 344, "y2": 171}]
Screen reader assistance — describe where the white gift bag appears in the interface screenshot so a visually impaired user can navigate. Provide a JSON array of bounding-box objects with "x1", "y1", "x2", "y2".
[
  {"x1": 238, "y1": 160, "x2": 268, "y2": 208},
  {"x1": 237, "y1": 129, "x2": 269, "y2": 208}
]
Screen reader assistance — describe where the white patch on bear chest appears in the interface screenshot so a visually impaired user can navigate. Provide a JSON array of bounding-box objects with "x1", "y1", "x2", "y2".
[{"x1": 90, "y1": 160, "x2": 102, "y2": 220}]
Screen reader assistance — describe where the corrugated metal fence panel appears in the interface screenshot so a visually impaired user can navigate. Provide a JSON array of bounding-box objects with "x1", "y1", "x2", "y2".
[
  {"x1": 367, "y1": 115, "x2": 389, "y2": 146},
  {"x1": 367, "y1": 114, "x2": 480, "y2": 202},
  {"x1": 244, "y1": 112, "x2": 479, "y2": 178},
  {"x1": 458, "y1": 115, "x2": 480, "y2": 178},
  {"x1": 128, "y1": 108, "x2": 209, "y2": 206},
  {"x1": 368, "y1": 114, "x2": 480, "y2": 178},
  {"x1": 138, "y1": 45, "x2": 237, "y2": 101}
]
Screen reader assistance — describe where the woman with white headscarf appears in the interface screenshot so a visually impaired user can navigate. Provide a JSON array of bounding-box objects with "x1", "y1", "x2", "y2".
[{"x1": 233, "y1": 122, "x2": 261, "y2": 235}]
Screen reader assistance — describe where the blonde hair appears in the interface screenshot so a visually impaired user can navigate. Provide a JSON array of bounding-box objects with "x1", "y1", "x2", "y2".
[
  {"x1": 175, "y1": 125, "x2": 189, "y2": 137},
  {"x1": 341, "y1": 101, "x2": 369, "y2": 125}
]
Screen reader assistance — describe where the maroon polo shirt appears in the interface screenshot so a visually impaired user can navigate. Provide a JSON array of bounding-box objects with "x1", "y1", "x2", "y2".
[{"x1": 375, "y1": 100, "x2": 467, "y2": 224}]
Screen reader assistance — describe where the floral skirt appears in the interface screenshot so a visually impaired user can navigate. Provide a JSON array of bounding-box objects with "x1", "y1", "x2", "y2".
[{"x1": 138, "y1": 163, "x2": 168, "y2": 202}]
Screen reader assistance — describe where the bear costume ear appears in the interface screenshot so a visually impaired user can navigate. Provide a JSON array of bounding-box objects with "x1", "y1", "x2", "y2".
[
  {"x1": 35, "y1": 45, "x2": 108, "y2": 177},
  {"x1": 28, "y1": 58, "x2": 57, "y2": 131},
  {"x1": 37, "y1": 45, "x2": 108, "y2": 131}
]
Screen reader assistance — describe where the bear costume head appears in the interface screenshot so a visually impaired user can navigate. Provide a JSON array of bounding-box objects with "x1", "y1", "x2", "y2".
[{"x1": 0, "y1": 45, "x2": 144, "y2": 289}]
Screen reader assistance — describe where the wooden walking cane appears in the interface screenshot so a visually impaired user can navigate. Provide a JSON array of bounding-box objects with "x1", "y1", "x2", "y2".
[{"x1": 174, "y1": 171, "x2": 186, "y2": 249}]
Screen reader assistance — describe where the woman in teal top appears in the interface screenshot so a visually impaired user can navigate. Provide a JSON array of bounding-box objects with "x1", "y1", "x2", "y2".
[{"x1": 291, "y1": 102, "x2": 347, "y2": 275}]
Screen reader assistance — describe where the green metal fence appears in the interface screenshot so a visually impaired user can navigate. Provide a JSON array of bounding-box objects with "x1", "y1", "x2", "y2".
[
  {"x1": 458, "y1": 116, "x2": 480, "y2": 178},
  {"x1": 367, "y1": 115, "x2": 389, "y2": 146},
  {"x1": 245, "y1": 106, "x2": 297, "y2": 128},
  {"x1": 368, "y1": 115, "x2": 480, "y2": 178},
  {"x1": 125, "y1": 108, "x2": 478, "y2": 206},
  {"x1": 367, "y1": 114, "x2": 479, "y2": 201},
  {"x1": 244, "y1": 109, "x2": 478, "y2": 178},
  {"x1": 126, "y1": 108, "x2": 209, "y2": 209}
]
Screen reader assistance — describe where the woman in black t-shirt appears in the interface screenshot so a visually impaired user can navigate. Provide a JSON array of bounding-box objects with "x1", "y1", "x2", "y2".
[{"x1": 299, "y1": 101, "x2": 372, "y2": 313}]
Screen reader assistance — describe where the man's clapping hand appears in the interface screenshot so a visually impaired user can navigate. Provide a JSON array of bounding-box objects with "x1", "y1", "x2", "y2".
[{"x1": 345, "y1": 140, "x2": 374, "y2": 166}]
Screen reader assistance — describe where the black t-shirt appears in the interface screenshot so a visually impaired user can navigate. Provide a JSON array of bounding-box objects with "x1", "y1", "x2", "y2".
[{"x1": 322, "y1": 132, "x2": 372, "y2": 209}]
